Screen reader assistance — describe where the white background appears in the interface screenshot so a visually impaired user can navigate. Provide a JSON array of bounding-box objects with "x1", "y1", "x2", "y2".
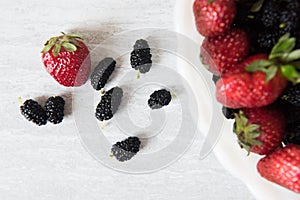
[{"x1": 0, "y1": 0, "x2": 254, "y2": 199}]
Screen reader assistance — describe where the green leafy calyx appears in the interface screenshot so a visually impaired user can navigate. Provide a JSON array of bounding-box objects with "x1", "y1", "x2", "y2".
[
  {"x1": 250, "y1": 0, "x2": 264, "y2": 12},
  {"x1": 41, "y1": 32, "x2": 83, "y2": 57},
  {"x1": 246, "y1": 33, "x2": 300, "y2": 84},
  {"x1": 233, "y1": 111, "x2": 262, "y2": 155}
]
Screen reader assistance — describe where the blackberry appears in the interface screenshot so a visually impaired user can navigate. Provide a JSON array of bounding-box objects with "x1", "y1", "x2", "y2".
[
  {"x1": 283, "y1": 123, "x2": 300, "y2": 145},
  {"x1": 279, "y1": 0, "x2": 300, "y2": 31},
  {"x1": 45, "y1": 96, "x2": 65, "y2": 124},
  {"x1": 233, "y1": 2, "x2": 260, "y2": 28},
  {"x1": 254, "y1": 30, "x2": 280, "y2": 53},
  {"x1": 148, "y1": 89, "x2": 172, "y2": 109},
  {"x1": 212, "y1": 75, "x2": 220, "y2": 85},
  {"x1": 130, "y1": 39, "x2": 152, "y2": 73},
  {"x1": 260, "y1": 0, "x2": 280, "y2": 28},
  {"x1": 95, "y1": 87, "x2": 123, "y2": 121},
  {"x1": 90, "y1": 57, "x2": 116, "y2": 91},
  {"x1": 278, "y1": 10, "x2": 300, "y2": 35},
  {"x1": 232, "y1": 1, "x2": 264, "y2": 46},
  {"x1": 111, "y1": 136, "x2": 141, "y2": 162},
  {"x1": 259, "y1": 0, "x2": 300, "y2": 31},
  {"x1": 134, "y1": 39, "x2": 150, "y2": 50},
  {"x1": 283, "y1": 103, "x2": 300, "y2": 125},
  {"x1": 222, "y1": 106, "x2": 238, "y2": 119},
  {"x1": 253, "y1": 0, "x2": 300, "y2": 53},
  {"x1": 281, "y1": 84, "x2": 300, "y2": 106},
  {"x1": 20, "y1": 99, "x2": 47, "y2": 126}
]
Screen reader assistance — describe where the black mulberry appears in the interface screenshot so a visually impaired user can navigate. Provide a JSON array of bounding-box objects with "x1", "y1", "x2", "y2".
[
  {"x1": 212, "y1": 75, "x2": 220, "y2": 85},
  {"x1": 95, "y1": 87, "x2": 123, "y2": 121},
  {"x1": 283, "y1": 103, "x2": 300, "y2": 125},
  {"x1": 20, "y1": 99, "x2": 47, "y2": 126},
  {"x1": 255, "y1": 30, "x2": 280, "y2": 53},
  {"x1": 45, "y1": 96, "x2": 65, "y2": 124},
  {"x1": 134, "y1": 39, "x2": 150, "y2": 50},
  {"x1": 130, "y1": 39, "x2": 152, "y2": 73},
  {"x1": 148, "y1": 89, "x2": 172, "y2": 109},
  {"x1": 91, "y1": 57, "x2": 116, "y2": 90},
  {"x1": 260, "y1": 0, "x2": 281, "y2": 28},
  {"x1": 253, "y1": 0, "x2": 300, "y2": 53},
  {"x1": 283, "y1": 123, "x2": 300, "y2": 145},
  {"x1": 111, "y1": 136, "x2": 141, "y2": 162},
  {"x1": 222, "y1": 106, "x2": 238, "y2": 119},
  {"x1": 281, "y1": 84, "x2": 300, "y2": 106}
]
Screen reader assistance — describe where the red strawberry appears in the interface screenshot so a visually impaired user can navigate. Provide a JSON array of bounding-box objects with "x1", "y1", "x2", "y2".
[
  {"x1": 223, "y1": 54, "x2": 268, "y2": 75},
  {"x1": 201, "y1": 29, "x2": 250, "y2": 75},
  {"x1": 41, "y1": 33, "x2": 91, "y2": 87},
  {"x1": 193, "y1": 0, "x2": 236, "y2": 37},
  {"x1": 234, "y1": 107, "x2": 285, "y2": 155},
  {"x1": 257, "y1": 144, "x2": 300, "y2": 193},
  {"x1": 216, "y1": 55, "x2": 288, "y2": 108}
]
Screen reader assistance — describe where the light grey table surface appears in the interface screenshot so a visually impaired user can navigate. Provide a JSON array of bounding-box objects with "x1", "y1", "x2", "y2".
[{"x1": 0, "y1": 0, "x2": 255, "y2": 199}]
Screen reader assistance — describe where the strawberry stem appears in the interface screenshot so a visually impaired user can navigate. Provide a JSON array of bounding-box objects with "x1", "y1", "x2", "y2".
[
  {"x1": 246, "y1": 33, "x2": 300, "y2": 84},
  {"x1": 234, "y1": 111, "x2": 262, "y2": 155},
  {"x1": 41, "y1": 32, "x2": 83, "y2": 56}
]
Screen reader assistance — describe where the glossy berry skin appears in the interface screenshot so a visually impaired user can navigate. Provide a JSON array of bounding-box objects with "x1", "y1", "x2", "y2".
[
  {"x1": 20, "y1": 99, "x2": 47, "y2": 126},
  {"x1": 283, "y1": 123, "x2": 300, "y2": 145},
  {"x1": 193, "y1": 0, "x2": 236, "y2": 37},
  {"x1": 252, "y1": 0, "x2": 300, "y2": 53},
  {"x1": 42, "y1": 40, "x2": 91, "y2": 87},
  {"x1": 284, "y1": 103, "x2": 300, "y2": 125},
  {"x1": 45, "y1": 96, "x2": 65, "y2": 124},
  {"x1": 281, "y1": 84, "x2": 300, "y2": 106},
  {"x1": 260, "y1": 0, "x2": 281, "y2": 28},
  {"x1": 257, "y1": 144, "x2": 300, "y2": 193},
  {"x1": 212, "y1": 75, "x2": 220, "y2": 84},
  {"x1": 240, "y1": 107, "x2": 285, "y2": 155},
  {"x1": 201, "y1": 29, "x2": 250, "y2": 75},
  {"x1": 130, "y1": 39, "x2": 152, "y2": 73},
  {"x1": 216, "y1": 55, "x2": 288, "y2": 108},
  {"x1": 95, "y1": 87, "x2": 123, "y2": 121},
  {"x1": 90, "y1": 57, "x2": 116, "y2": 91},
  {"x1": 148, "y1": 89, "x2": 172, "y2": 109},
  {"x1": 111, "y1": 136, "x2": 141, "y2": 162},
  {"x1": 222, "y1": 106, "x2": 237, "y2": 119}
]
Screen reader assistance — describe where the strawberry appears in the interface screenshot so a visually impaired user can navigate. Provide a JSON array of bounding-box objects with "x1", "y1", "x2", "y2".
[
  {"x1": 216, "y1": 33, "x2": 300, "y2": 108},
  {"x1": 234, "y1": 107, "x2": 285, "y2": 155},
  {"x1": 193, "y1": 0, "x2": 236, "y2": 37},
  {"x1": 257, "y1": 144, "x2": 300, "y2": 193},
  {"x1": 223, "y1": 54, "x2": 268, "y2": 75},
  {"x1": 200, "y1": 29, "x2": 250, "y2": 75},
  {"x1": 41, "y1": 33, "x2": 91, "y2": 87},
  {"x1": 216, "y1": 54, "x2": 288, "y2": 108}
]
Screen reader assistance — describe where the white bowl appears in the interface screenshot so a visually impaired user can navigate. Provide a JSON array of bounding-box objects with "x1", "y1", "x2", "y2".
[{"x1": 174, "y1": 0, "x2": 300, "y2": 199}]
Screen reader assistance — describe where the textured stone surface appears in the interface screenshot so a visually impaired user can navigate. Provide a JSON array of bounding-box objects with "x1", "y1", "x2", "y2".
[{"x1": 0, "y1": 0, "x2": 254, "y2": 199}]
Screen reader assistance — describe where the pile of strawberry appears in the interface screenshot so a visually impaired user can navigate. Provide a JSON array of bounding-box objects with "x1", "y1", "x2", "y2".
[{"x1": 194, "y1": 0, "x2": 300, "y2": 193}]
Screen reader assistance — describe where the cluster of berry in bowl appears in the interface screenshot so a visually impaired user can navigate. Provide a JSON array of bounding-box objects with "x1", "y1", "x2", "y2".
[
  {"x1": 20, "y1": 33, "x2": 173, "y2": 163},
  {"x1": 193, "y1": 0, "x2": 300, "y2": 193}
]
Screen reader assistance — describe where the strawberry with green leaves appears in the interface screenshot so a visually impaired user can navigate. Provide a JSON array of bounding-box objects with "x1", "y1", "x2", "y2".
[
  {"x1": 216, "y1": 55, "x2": 288, "y2": 108},
  {"x1": 216, "y1": 33, "x2": 300, "y2": 108},
  {"x1": 201, "y1": 28, "x2": 250, "y2": 75},
  {"x1": 193, "y1": 0, "x2": 236, "y2": 37},
  {"x1": 233, "y1": 107, "x2": 285, "y2": 155},
  {"x1": 41, "y1": 32, "x2": 91, "y2": 87},
  {"x1": 257, "y1": 144, "x2": 300, "y2": 193}
]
